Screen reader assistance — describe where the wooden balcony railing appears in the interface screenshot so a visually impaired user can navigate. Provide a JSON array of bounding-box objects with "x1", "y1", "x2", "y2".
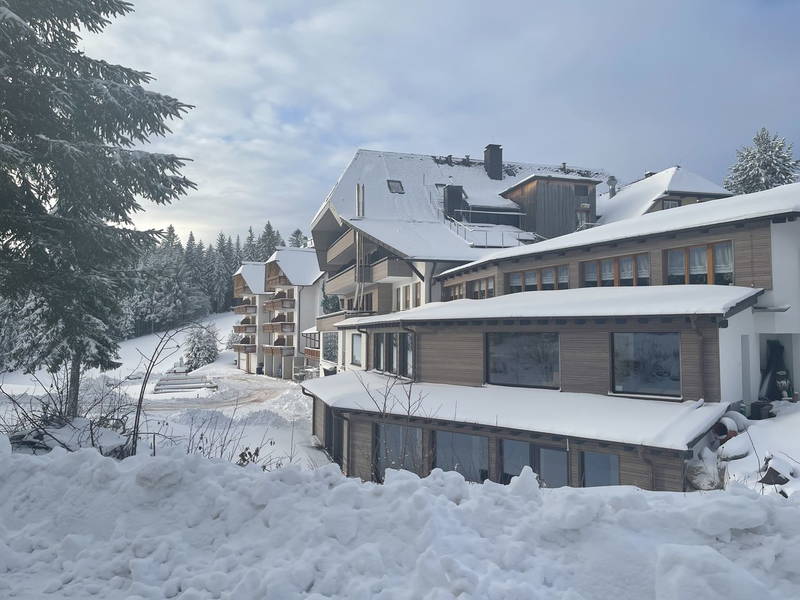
[
  {"x1": 262, "y1": 322, "x2": 295, "y2": 334},
  {"x1": 263, "y1": 297, "x2": 295, "y2": 311},
  {"x1": 232, "y1": 343, "x2": 256, "y2": 353},
  {"x1": 234, "y1": 304, "x2": 258, "y2": 315}
]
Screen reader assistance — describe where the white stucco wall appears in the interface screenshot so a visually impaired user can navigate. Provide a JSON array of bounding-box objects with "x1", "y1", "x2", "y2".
[{"x1": 718, "y1": 309, "x2": 760, "y2": 406}]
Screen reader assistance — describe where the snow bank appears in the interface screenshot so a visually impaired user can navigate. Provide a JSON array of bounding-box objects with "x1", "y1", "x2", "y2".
[{"x1": 1, "y1": 451, "x2": 798, "y2": 599}]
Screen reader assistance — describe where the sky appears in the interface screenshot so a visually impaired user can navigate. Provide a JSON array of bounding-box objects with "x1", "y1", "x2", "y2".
[{"x1": 82, "y1": 0, "x2": 800, "y2": 245}]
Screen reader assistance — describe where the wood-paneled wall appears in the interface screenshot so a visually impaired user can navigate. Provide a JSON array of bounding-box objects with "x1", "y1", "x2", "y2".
[
  {"x1": 441, "y1": 220, "x2": 772, "y2": 293},
  {"x1": 411, "y1": 319, "x2": 721, "y2": 402}
]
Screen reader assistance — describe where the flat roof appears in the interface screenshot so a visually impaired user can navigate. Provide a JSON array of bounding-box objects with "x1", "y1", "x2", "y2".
[
  {"x1": 337, "y1": 285, "x2": 762, "y2": 328},
  {"x1": 302, "y1": 371, "x2": 728, "y2": 451},
  {"x1": 439, "y1": 182, "x2": 800, "y2": 280}
]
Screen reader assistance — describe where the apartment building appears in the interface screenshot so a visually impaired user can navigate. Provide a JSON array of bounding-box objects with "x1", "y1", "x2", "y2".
[
  {"x1": 311, "y1": 145, "x2": 607, "y2": 374},
  {"x1": 303, "y1": 182, "x2": 800, "y2": 490},
  {"x1": 232, "y1": 248, "x2": 323, "y2": 379}
]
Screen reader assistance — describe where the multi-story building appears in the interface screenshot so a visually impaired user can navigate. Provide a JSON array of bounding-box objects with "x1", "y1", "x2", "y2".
[
  {"x1": 232, "y1": 248, "x2": 323, "y2": 379},
  {"x1": 303, "y1": 182, "x2": 800, "y2": 491},
  {"x1": 311, "y1": 145, "x2": 607, "y2": 374}
]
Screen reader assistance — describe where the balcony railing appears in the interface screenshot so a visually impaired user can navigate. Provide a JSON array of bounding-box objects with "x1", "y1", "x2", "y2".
[
  {"x1": 371, "y1": 257, "x2": 413, "y2": 282},
  {"x1": 263, "y1": 297, "x2": 295, "y2": 311},
  {"x1": 325, "y1": 264, "x2": 371, "y2": 295},
  {"x1": 233, "y1": 324, "x2": 257, "y2": 334},
  {"x1": 232, "y1": 343, "x2": 256, "y2": 353},
  {"x1": 304, "y1": 347, "x2": 321, "y2": 360},
  {"x1": 262, "y1": 322, "x2": 295, "y2": 334},
  {"x1": 234, "y1": 303, "x2": 258, "y2": 315},
  {"x1": 263, "y1": 344, "x2": 294, "y2": 356},
  {"x1": 316, "y1": 309, "x2": 374, "y2": 331},
  {"x1": 266, "y1": 275, "x2": 291, "y2": 291},
  {"x1": 326, "y1": 229, "x2": 355, "y2": 265}
]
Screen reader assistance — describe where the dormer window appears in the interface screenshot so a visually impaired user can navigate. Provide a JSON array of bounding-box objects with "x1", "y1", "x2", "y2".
[
  {"x1": 387, "y1": 180, "x2": 404, "y2": 194},
  {"x1": 574, "y1": 184, "x2": 589, "y2": 196}
]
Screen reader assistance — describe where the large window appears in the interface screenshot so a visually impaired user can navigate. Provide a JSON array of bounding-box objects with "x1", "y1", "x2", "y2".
[
  {"x1": 322, "y1": 331, "x2": 338, "y2": 363},
  {"x1": 506, "y1": 265, "x2": 569, "y2": 294},
  {"x1": 582, "y1": 253, "x2": 650, "y2": 288},
  {"x1": 403, "y1": 285, "x2": 411, "y2": 309},
  {"x1": 413, "y1": 282, "x2": 421, "y2": 307},
  {"x1": 443, "y1": 283, "x2": 465, "y2": 301},
  {"x1": 582, "y1": 451, "x2": 620, "y2": 487},
  {"x1": 612, "y1": 332, "x2": 681, "y2": 397},
  {"x1": 501, "y1": 440, "x2": 568, "y2": 487},
  {"x1": 351, "y1": 333, "x2": 362, "y2": 366},
  {"x1": 372, "y1": 332, "x2": 414, "y2": 378},
  {"x1": 374, "y1": 422, "x2": 423, "y2": 481},
  {"x1": 434, "y1": 431, "x2": 488, "y2": 483},
  {"x1": 467, "y1": 277, "x2": 495, "y2": 299},
  {"x1": 487, "y1": 332, "x2": 560, "y2": 388},
  {"x1": 665, "y1": 241, "x2": 733, "y2": 285}
]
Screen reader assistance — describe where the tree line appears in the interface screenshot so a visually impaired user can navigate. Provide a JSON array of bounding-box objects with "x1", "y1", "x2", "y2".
[{"x1": 121, "y1": 224, "x2": 309, "y2": 338}]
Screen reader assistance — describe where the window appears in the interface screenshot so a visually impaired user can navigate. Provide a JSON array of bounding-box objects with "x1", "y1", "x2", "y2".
[
  {"x1": 413, "y1": 282, "x2": 421, "y2": 307},
  {"x1": 487, "y1": 332, "x2": 560, "y2": 388},
  {"x1": 507, "y1": 265, "x2": 568, "y2": 294},
  {"x1": 373, "y1": 333, "x2": 384, "y2": 371},
  {"x1": 322, "y1": 331, "x2": 338, "y2": 363},
  {"x1": 347, "y1": 298, "x2": 354, "y2": 310},
  {"x1": 386, "y1": 333, "x2": 397, "y2": 374},
  {"x1": 612, "y1": 332, "x2": 680, "y2": 397},
  {"x1": 403, "y1": 285, "x2": 411, "y2": 309},
  {"x1": 500, "y1": 440, "x2": 568, "y2": 487},
  {"x1": 434, "y1": 431, "x2": 489, "y2": 483},
  {"x1": 387, "y1": 179, "x2": 404, "y2": 194},
  {"x1": 467, "y1": 277, "x2": 495, "y2": 299},
  {"x1": 581, "y1": 254, "x2": 650, "y2": 288},
  {"x1": 665, "y1": 241, "x2": 733, "y2": 286},
  {"x1": 374, "y1": 423, "x2": 423, "y2": 481},
  {"x1": 350, "y1": 333, "x2": 362, "y2": 366},
  {"x1": 362, "y1": 292, "x2": 373, "y2": 312},
  {"x1": 574, "y1": 184, "x2": 589, "y2": 196},
  {"x1": 444, "y1": 283, "x2": 465, "y2": 301},
  {"x1": 662, "y1": 198, "x2": 680, "y2": 210},
  {"x1": 582, "y1": 451, "x2": 620, "y2": 487},
  {"x1": 395, "y1": 287, "x2": 401, "y2": 311},
  {"x1": 399, "y1": 332, "x2": 414, "y2": 378}
]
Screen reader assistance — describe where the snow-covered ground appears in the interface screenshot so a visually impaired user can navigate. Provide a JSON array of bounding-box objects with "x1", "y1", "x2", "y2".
[
  {"x1": 0, "y1": 312, "x2": 328, "y2": 469},
  {"x1": 1, "y1": 447, "x2": 798, "y2": 600}
]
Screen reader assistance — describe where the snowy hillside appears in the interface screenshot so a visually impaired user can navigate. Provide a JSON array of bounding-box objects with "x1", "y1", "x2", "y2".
[{"x1": 0, "y1": 447, "x2": 798, "y2": 599}]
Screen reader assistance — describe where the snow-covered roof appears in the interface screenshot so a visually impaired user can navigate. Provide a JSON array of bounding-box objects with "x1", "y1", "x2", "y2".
[
  {"x1": 314, "y1": 149, "x2": 605, "y2": 258},
  {"x1": 233, "y1": 262, "x2": 267, "y2": 294},
  {"x1": 338, "y1": 286, "x2": 762, "y2": 328},
  {"x1": 440, "y1": 182, "x2": 800, "y2": 279},
  {"x1": 302, "y1": 371, "x2": 728, "y2": 450},
  {"x1": 597, "y1": 167, "x2": 730, "y2": 224},
  {"x1": 266, "y1": 247, "x2": 324, "y2": 286}
]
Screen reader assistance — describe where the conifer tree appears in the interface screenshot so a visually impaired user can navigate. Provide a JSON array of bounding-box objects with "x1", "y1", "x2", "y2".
[
  {"x1": 242, "y1": 227, "x2": 257, "y2": 261},
  {"x1": 724, "y1": 128, "x2": 800, "y2": 194},
  {"x1": 0, "y1": 1, "x2": 194, "y2": 416},
  {"x1": 288, "y1": 228, "x2": 309, "y2": 248}
]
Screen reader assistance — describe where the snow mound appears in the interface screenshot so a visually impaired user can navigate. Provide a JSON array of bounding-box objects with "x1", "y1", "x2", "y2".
[{"x1": 2, "y1": 450, "x2": 799, "y2": 599}]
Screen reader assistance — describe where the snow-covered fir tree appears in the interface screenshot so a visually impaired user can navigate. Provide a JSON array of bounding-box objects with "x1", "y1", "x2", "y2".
[
  {"x1": 724, "y1": 128, "x2": 800, "y2": 194},
  {"x1": 257, "y1": 222, "x2": 284, "y2": 260},
  {"x1": 242, "y1": 227, "x2": 258, "y2": 261},
  {"x1": 184, "y1": 324, "x2": 219, "y2": 371},
  {"x1": 288, "y1": 229, "x2": 309, "y2": 247},
  {"x1": 0, "y1": 0, "x2": 194, "y2": 416}
]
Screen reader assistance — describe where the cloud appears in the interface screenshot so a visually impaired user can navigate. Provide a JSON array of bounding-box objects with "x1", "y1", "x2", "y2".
[{"x1": 82, "y1": 0, "x2": 800, "y2": 244}]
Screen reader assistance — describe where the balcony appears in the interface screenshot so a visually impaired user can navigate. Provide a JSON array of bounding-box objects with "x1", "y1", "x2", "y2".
[
  {"x1": 233, "y1": 324, "x2": 257, "y2": 334},
  {"x1": 326, "y1": 229, "x2": 356, "y2": 265},
  {"x1": 316, "y1": 310, "x2": 374, "y2": 331},
  {"x1": 263, "y1": 297, "x2": 295, "y2": 311},
  {"x1": 304, "y1": 347, "x2": 321, "y2": 360},
  {"x1": 266, "y1": 275, "x2": 291, "y2": 291},
  {"x1": 263, "y1": 344, "x2": 294, "y2": 356},
  {"x1": 371, "y1": 257, "x2": 413, "y2": 282},
  {"x1": 325, "y1": 264, "x2": 371, "y2": 295},
  {"x1": 232, "y1": 343, "x2": 256, "y2": 353},
  {"x1": 262, "y1": 322, "x2": 296, "y2": 334},
  {"x1": 234, "y1": 303, "x2": 257, "y2": 315}
]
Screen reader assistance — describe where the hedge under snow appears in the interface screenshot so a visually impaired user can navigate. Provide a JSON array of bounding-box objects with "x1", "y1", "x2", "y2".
[{"x1": 1, "y1": 443, "x2": 799, "y2": 599}]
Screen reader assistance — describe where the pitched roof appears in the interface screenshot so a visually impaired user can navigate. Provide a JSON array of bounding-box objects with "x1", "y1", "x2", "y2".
[
  {"x1": 439, "y1": 182, "x2": 800, "y2": 279},
  {"x1": 266, "y1": 247, "x2": 323, "y2": 286},
  {"x1": 313, "y1": 149, "x2": 606, "y2": 259},
  {"x1": 337, "y1": 285, "x2": 762, "y2": 328},
  {"x1": 302, "y1": 371, "x2": 728, "y2": 450},
  {"x1": 597, "y1": 166, "x2": 730, "y2": 224},
  {"x1": 233, "y1": 262, "x2": 267, "y2": 294}
]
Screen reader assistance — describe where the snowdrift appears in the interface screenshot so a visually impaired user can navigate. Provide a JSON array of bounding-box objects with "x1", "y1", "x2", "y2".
[{"x1": 1, "y1": 446, "x2": 798, "y2": 599}]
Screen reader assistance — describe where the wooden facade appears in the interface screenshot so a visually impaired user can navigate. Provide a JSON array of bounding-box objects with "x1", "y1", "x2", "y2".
[
  {"x1": 503, "y1": 178, "x2": 599, "y2": 238},
  {"x1": 311, "y1": 404, "x2": 690, "y2": 491},
  {"x1": 440, "y1": 219, "x2": 773, "y2": 296}
]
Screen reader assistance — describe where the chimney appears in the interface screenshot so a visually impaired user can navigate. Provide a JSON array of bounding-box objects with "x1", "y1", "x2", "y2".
[
  {"x1": 484, "y1": 144, "x2": 502, "y2": 180},
  {"x1": 644, "y1": 171, "x2": 656, "y2": 178},
  {"x1": 355, "y1": 183, "x2": 364, "y2": 217},
  {"x1": 443, "y1": 185, "x2": 464, "y2": 219},
  {"x1": 606, "y1": 175, "x2": 618, "y2": 198},
  {"x1": 561, "y1": 162, "x2": 568, "y2": 173}
]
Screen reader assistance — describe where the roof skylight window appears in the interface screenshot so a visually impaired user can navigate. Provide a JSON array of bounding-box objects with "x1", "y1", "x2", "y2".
[{"x1": 387, "y1": 180, "x2": 404, "y2": 194}]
